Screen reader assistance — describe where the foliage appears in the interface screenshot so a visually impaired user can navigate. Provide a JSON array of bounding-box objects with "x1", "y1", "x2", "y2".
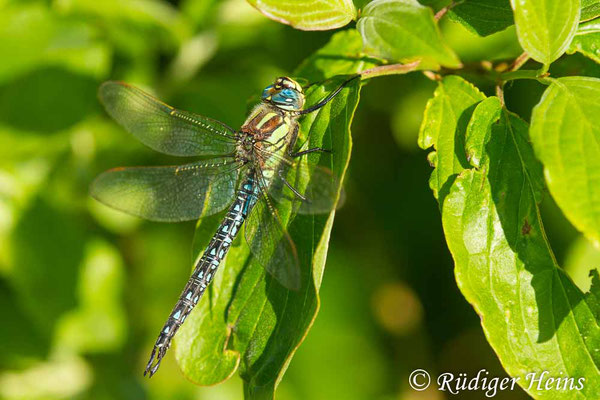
[
  {"x1": 511, "y1": 0, "x2": 580, "y2": 66},
  {"x1": 530, "y1": 77, "x2": 600, "y2": 245},
  {"x1": 357, "y1": 0, "x2": 460, "y2": 68},
  {"x1": 2, "y1": 0, "x2": 600, "y2": 399},
  {"x1": 247, "y1": 0, "x2": 356, "y2": 30}
]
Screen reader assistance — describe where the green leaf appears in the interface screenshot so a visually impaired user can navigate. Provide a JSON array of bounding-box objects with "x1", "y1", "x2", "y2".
[
  {"x1": 174, "y1": 31, "x2": 364, "y2": 399},
  {"x1": 54, "y1": 240, "x2": 127, "y2": 353},
  {"x1": 422, "y1": 81, "x2": 600, "y2": 397},
  {"x1": 58, "y1": 0, "x2": 188, "y2": 41},
  {"x1": 568, "y1": 33, "x2": 600, "y2": 63},
  {"x1": 0, "y1": 3, "x2": 111, "y2": 84},
  {"x1": 568, "y1": 18, "x2": 600, "y2": 63},
  {"x1": 357, "y1": 0, "x2": 461, "y2": 68},
  {"x1": 510, "y1": 0, "x2": 581, "y2": 65},
  {"x1": 530, "y1": 77, "x2": 600, "y2": 245},
  {"x1": 0, "y1": 67, "x2": 98, "y2": 133},
  {"x1": 294, "y1": 30, "x2": 379, "y2": 82},
  {"x1": 10, "y1": 196, "x2": 87, "y2": 338},
  {"x1": 447, "y1": 0, "x2": 514, "y2": 37},
  {"x1": 56, "y1": 0, "x2": 190, "y2": 56},
  {"x1": 246, "y1": 0, "x2": 356, "y2": 30},
  {"x1": 582, "y1": 0, "x2": 600, "y2": 21},
  {"x1": 576, "y1": 17, "x2": 600, "y2": 34},
  {"x1": 0, "y1": 279, "x2": 49, "y2": 366},
  {"x1": 564, "y1": 236, "x2": 600, "y2": 292},
  {"x1": 417, "y1": 75, "x2": 485, "y2": 200}
]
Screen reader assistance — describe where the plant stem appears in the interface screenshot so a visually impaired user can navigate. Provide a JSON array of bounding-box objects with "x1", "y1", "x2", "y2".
[
  {"x1": 435, "y1": 1, "x2": 459, "y2": 21},
  {"x1": 500, "y1": 69, "x2": 552, "y2": 84},
  {"x1": 359, "y1": 61, "x2": 421, "y2": 80},
  {"x1": 496, "y1": 84, "x2": 505, "y2": 107},
  {"x1": 501, "y1": 69, "x2": 540, "y2": 81},
  {"x1": 506, "y1": 52, "x2": 530, "y2": 73},
  {"x1": 434, "y1": 6, "x2": 449, "y2": 20},
  {"x1": 495, "y1": 52, "x2": 529, "y2": 108}
]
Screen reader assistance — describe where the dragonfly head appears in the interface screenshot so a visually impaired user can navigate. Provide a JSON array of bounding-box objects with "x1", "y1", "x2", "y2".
[{"x1": 262, "y1": 77, "x2": 305, "y2": 112}]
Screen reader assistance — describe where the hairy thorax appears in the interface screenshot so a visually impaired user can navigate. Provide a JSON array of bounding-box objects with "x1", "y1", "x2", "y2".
[{"x1": 237, "y1": 104, "x2": 298, "y2": 170}]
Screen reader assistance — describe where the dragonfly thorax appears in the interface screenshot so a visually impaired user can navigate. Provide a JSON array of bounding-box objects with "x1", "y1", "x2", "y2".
[{"x1": 237, "y1": 103, "x2": 298, "y2": 171}]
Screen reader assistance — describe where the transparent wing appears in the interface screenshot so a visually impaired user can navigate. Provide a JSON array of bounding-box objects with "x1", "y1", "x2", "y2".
[
  {"x1": 99, "y1": 81, "x2": 238, "y2": 157},
  {"x1": 244, "y1": 177, "x2": 301, "y2": 290},
  {"x1": 262, "y1": 153, "x2": 343, "y2": 214},
  {"x1": 91, "y1": 158, "x2": 242, "y2": 222}
]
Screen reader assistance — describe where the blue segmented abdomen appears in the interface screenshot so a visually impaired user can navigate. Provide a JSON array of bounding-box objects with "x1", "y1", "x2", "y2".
[{"x1": 151, "y1": 174, "x2": 258, "y2": 353}]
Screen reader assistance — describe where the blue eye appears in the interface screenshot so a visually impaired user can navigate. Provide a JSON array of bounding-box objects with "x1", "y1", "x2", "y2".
[
  {"x1": 261, "y1": 83, "x2": 304, "y2": 110},
  {"x1": 281, "y1": 88, "x2": 295, "y2": 97},
  {"x1": 261, "y1": 85, "x2": 273, "y2": 100},
  {"x1": 274, "y1": 89, "x2": 298, "y2": 104}
]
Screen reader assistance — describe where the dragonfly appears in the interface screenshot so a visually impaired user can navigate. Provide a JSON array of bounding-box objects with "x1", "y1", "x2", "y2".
[{"x1": 91, "y1": 74, "x2": 358, "y2": 377}]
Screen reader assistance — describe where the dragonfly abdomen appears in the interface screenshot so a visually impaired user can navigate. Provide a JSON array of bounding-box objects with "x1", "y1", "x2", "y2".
[{"x1": 144, "y1": 174, "x2": 258, "y2": 377}]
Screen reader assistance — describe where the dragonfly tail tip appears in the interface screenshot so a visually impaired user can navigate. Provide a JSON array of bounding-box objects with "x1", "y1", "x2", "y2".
[{"x1": 144, "y1": 346, "x2": 164, "y2": 378}]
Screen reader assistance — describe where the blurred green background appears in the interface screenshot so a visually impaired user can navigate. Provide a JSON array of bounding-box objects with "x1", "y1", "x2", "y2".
[{"x1": 1, "y1": 0, "x2": 597, "y2": 399}]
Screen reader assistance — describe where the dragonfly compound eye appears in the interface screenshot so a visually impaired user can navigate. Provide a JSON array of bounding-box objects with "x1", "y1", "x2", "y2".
[
  {"x1": 261, "y1": 85, "x2": 274, "y2": 101},
  {"x1": 266, "y1": 87, "x2": 305, "y2": 111}
]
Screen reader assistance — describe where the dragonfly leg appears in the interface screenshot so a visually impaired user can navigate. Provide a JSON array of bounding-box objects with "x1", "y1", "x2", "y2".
[
  {"x1": 287, "y1": 123, "x2": 333, "y2": 158},
  {"x1": 296, "y1": 74, "x2": 360, "y2": 115},
  {"x1": 278, "y1": 169, "x2": 308, "y2": 201},
  {"x1": 289, "y1": 147, "x2": 331, "y2": 157}
]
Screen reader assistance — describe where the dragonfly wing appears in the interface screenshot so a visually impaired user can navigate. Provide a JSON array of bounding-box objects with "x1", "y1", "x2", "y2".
[
  {"x1": 244, "y1": 180, "x2": 301, "y2": 290},
  {"x1": 91, "y1": 158, "x2": 242, "y2": 222},
  {"x1": 265, "y1": 155, "x2": 342, "y2": 214},
  {"x1": 99, "y1": 81, "x2": 238, "y2": 157}
]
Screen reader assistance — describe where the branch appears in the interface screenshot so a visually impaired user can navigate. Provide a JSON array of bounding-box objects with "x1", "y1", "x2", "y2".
[
  {"x1": 359, "y1": 61, "x2": 421, "y2": 80},
  {"x1": 434, "y1": 1, "x2": 460, "y2": 21},
  {"x1": 506, "y1": 52, "x2": 530, "y2": 73}
]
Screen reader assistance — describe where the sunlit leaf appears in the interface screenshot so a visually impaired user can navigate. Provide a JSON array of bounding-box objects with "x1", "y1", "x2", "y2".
[
  {"x1": 357, "y1": 0, "x2": 461, "y2": 68},
  {"x1": 0, "y1": 356, "x2": 92, "y2": 399},
  {"x1": 568, "y1": 33, "x2": 600, "y2": 64},
  {"x1": 582, "y1": 0, "x2": 600, "y2": 21},
  {"x1": 576, "y1": 16, "x2": 600, "y2": 34},
  {"x1": 0, "y1": 3, "x2": 111, "y2": 83},
  {"x1": 417, "y1": 75, "x2": 485, "y2": 200},
  {"x1": 0, "y1": 67, "x2": 98, "y2": 133},
  {"x1": 564, "y1": 236, "x2": 600, "y2": 292},
  {"x1": 447, "y1": 0, "x2": 514, "y2": 37},
  {"x1": 55, "y1": 0, "x2": 190, "y2": 57},
  {"x1": 174, "y1": 31, "x2": 363, "y2": 399},
  {"x1": 510, "y1": 0, "x2": 581, "y2": 65},
  {"x1": 0, "y1": 279, "x2": 48, "y2": 367},
  {"x1": 294, "y1": 30, "x2": 378, "y2": 82},
  {"x1": 568, "y1": 18, "x2": 600, "y2": 63},
  {"x1": 57, "y1": 0, "x2": 188, "y2": 39},
  {"x1": 55, "y1": 240, "x2": 127, "y2": 353},
  {"x1": 530, "y1": 77, "x2": 600, "y2": 245},
  {"x1": 246, "y1": 0, "x2": 356, "y2": 30},
  {"x1": 422, "y1": 79, "x2": 600, "y2": 397},
  {"x1": 10, "y1": 196, "x2": 86, "y2": 337}
]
